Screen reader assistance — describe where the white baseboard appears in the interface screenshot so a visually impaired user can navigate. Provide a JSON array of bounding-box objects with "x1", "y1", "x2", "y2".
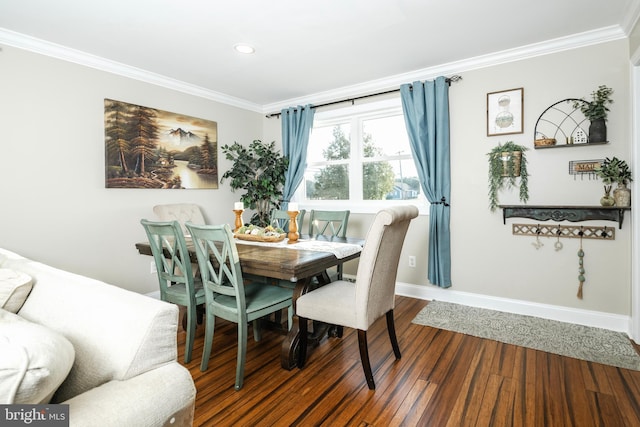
[{"x1": 395, "y1": 281, "x2": 631, "y2": 334}]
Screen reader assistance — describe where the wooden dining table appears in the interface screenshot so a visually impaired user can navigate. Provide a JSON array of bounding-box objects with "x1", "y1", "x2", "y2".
[{"x1": 135, "y1": 234, "x2": 364, "y2": 370}]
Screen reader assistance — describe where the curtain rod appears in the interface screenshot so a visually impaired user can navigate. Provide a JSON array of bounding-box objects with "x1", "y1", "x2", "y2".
[{"x1": 265, "y1": 74, "x2": 462, "y2": 118}]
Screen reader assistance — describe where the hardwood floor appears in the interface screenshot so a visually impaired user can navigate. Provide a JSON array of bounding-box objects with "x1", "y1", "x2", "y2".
[{"x1": 177, "y1": 296, "x2": 640, "y2": 426}]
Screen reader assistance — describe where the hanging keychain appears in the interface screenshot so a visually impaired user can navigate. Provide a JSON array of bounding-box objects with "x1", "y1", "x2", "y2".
[
  {"x1": 554, "y1": 226, "x2": 563, "y2": 251},
  {"x1": 577, "y1": 227, "x2": 585, "y2": 299},
  {"x1": 532, "y1": 226, "x2": 544, "y2": 250}
]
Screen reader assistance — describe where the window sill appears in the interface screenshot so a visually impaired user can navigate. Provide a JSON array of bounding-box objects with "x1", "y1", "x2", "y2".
[{"x1": 298, "y1": 200, "x2": 430, "y2": 215}]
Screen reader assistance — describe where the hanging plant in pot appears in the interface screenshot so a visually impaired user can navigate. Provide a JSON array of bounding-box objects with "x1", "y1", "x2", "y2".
[
  {"x1": 487, "y1": 141, "x2": 529, "y2": 211},
  {"x1": 594, "y1": 157, "x2": 632, "y2": 207},
  {"x1": 221, "y1": 140, "x2": 289, "y2": 227},
  {"x1": 573, "y1": 85, "x2": 613, "y2": 143}
]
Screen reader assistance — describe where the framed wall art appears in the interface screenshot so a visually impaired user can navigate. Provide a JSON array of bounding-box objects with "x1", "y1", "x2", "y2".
[
  {"x1": 104, "y1": 99, "x2": 218, "y2": 189},
  {"x1": 487, "y1": 88, "x2": 524, "y2": 136}
]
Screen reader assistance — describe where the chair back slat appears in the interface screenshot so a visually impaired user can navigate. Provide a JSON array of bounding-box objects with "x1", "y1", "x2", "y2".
[
  {"x1": 140, "y1": 219, "x2": 196, "y2": 301},
  {"x1": 270, "y1": 209, "x2": 306, "y2": 233},
  {"x1": 308, "y1": 210, "x2": 350, "y2": 238},
  {"x1": 186, "y1": 223, "x2": 246, "y2": 308}
]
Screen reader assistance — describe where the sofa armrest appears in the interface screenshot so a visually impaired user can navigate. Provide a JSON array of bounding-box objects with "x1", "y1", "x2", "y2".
[
  {"x1": 62, "y1": 363, "x2": 195, "y2": 427},
  {"x1": 2, "y1": 253, "x2": 181, "y2": 402}
]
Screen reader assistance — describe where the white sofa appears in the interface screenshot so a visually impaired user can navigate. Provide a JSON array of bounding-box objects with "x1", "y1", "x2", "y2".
[{"x1": 0, "y1": 248, "x2": 196, "y2": 427}]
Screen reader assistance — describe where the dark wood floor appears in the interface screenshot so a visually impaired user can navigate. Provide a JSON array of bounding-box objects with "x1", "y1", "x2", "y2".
[{"x1": 177, "y1": 296, "x2": 640, "y2": 426}]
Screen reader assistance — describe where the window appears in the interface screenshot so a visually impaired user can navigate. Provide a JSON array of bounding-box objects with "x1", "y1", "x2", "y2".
[{"x1": 294, "y1": 98, "x2": 427, "y2": 214}]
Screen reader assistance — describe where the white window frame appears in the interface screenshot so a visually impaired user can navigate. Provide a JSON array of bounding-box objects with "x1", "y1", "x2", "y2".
[{"x1": 293, "y1": 97, "x2": 429, "y2": 215}]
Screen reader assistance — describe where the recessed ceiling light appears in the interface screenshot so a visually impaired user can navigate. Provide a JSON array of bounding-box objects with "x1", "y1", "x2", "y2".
[{"x1": 234, "y1": 44, "x2": 255, "y2": 54}]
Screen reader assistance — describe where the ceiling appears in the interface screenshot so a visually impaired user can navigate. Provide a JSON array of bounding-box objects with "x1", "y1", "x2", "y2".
[{"x1": 0, "y1": 0, "x2": 638, "y2": 113}]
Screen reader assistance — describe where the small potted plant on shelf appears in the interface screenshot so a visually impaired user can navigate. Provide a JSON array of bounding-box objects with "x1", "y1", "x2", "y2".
[
  {"x1": 221, "y1": 140, "x2": 289, "y2": 226},
  {"x1": 573, "y1": 85, "x2": 613, "y2": 143},
  {"x1": 487, "y1": 141, "x2": 529, "y2": 211},
  {"x1": 594, "y1": 156, "x2": 632, "y2": 207}
]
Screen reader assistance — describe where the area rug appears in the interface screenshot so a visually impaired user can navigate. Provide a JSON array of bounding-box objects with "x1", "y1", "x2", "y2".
[{"x1": 412, "y1": 300, "x2": 640, "y2": 371}]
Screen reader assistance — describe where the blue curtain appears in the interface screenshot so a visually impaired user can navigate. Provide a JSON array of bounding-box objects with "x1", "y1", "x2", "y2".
[
  {"x1": 281, "y1": 105, "x2": 315, "y2": 210},
  {"x1": 400, "y1": 77, "x2": 451, "y2": 287}
]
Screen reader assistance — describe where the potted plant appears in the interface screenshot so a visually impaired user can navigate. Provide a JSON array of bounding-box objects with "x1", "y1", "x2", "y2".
[
  {"x1": 594, "y1": 156, "x2": 632, "y2": 207},
  {"x1": 573, "y1": 85, "x2": 614, "y2": 143},
  {"x1": 221, "y1": 140, "x2": 289, "y2": 226},
  {"x1": 487, "y1": 141, "x2": 529, "y2": 211}
]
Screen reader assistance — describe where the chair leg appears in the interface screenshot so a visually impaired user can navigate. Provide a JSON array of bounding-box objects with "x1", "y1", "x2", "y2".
[
  {"x1": 253, "y1": 319, "x2": 262, "y2": 342},
  {"x1": 297, "y1": 316, "x2": 308, "y2": 368},
  {"x1": 200, "y1": 311, "x2": 215, "y2": 371},
  {"x1": 196, "y1": 304, "x2": 205, "y2": 325},
  {"x1": 386, "y1": 310, "x2": 401, "y2": 360},
  {"x1": 235, "y1": 318, "x2": 248, "y2": 390},
  {"x1": 357, "y1": 329, "x2": 375, "y2": 390},
  {"x1": 184, "y1": 305, "x2": 196, "y2": 364},
  {"x1": 287, "y1": 306, "x2": 293, "y2": 331}
]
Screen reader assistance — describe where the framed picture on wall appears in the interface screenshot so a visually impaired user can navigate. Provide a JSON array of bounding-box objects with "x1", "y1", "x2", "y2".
[
  {"x1": 487, "y1": 88, "x2": 524, "y2": 136},
  {"x1": 104, "y1": 99, "x2": 218, "y2": 189}
]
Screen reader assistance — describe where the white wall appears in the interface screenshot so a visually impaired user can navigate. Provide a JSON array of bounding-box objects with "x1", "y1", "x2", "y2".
[
  {"x1": 1, "y1": 37, "x2": 633, "y2": 326},
  {"x1": 451, "y1": 40, "x2": 631, "y2": 316},
  {"x1": 264, "y1": 39, "x2": 632, "y2": 322},
  {"x1": 0, "y1": 46, "x2": 262, "y2": 294}
]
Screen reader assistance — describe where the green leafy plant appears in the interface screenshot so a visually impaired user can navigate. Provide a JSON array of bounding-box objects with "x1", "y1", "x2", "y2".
[
  {"x1": 487, "y1": 141, "x2": 529, "y2": 211},
  {"x1": 221, "y1": 140, "x2": 289, "y2": 226},
  {"x1": 573, "y1": 85, "x2": 614, "y2": 121},
  {"x1": 594, "y1": 156, "x2": 632, "y2": 185}
]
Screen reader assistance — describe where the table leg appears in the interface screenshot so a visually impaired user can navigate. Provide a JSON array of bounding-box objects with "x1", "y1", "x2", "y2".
[{"x1": 280, "y1": 271, "x2": 332, "y2": 370}]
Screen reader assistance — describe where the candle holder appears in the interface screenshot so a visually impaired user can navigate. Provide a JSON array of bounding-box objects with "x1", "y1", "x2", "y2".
[
  {"x1": 233, "y1": 209, "x2": 244, "y2": 233},
  {"x1": 287, "y1": 210, "x2": 299, "y2": 244}
]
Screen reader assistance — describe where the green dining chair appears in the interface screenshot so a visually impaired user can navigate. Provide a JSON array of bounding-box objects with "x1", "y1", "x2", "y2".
[
  {"x1": 186, "y1": 222, "x2": 293, "y2": 390},
  {"x1": 308, "y1": 209, "x2": 351, "y2": 280},
  {"x1": 140, "y1": 219, "x2": 206, "y2": 364},
  {"x1": 270, "y1": 208, "x2": 306, "y2": 234}
]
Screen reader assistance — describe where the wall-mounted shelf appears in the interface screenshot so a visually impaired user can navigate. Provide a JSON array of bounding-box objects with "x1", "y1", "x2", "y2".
[
  {"x1": 533, "y1": 98, "x2": 610, "y2": 149},
  {"x1": 499, "y1": 205, "x2": 631, "y2": 229},
  {"x1": 535, "y1": 141, "x2": 609, "y2": 150}
]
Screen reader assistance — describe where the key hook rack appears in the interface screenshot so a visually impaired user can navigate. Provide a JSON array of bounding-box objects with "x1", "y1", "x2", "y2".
[{"x1": 511, "y1": 223, "x2": 615, "y2": 240}]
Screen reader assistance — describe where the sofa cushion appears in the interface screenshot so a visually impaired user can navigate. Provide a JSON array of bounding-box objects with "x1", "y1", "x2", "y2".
[
  {"x1": 0, "y1": 309, "x2": 75, "y2": 404},
  {"x1": 0, "y1": 268, "x2": 33, "y2": 313}
]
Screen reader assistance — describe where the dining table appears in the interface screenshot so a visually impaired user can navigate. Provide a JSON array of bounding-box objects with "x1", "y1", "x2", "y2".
[{"x1": 135, "y1": 234, "x2": 364, "y2": 370}]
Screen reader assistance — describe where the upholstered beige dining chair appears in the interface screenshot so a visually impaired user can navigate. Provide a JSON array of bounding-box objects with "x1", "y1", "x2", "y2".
[
  {"x1": 153, "y1": 203, "x2": 206, "y2": 235},
  {"x1": 296, "y1": 205, "x2": 419, "y2": 390}
]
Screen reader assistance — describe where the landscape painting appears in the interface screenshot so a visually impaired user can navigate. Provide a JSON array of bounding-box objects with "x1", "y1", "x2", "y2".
[{"x1": 104, "y1": 99, "x2": 218, "y2": 189}]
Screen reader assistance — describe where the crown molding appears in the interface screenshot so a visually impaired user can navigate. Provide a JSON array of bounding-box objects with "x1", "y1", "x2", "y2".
[
  {"x1": 262, "y1": 25, "x2": 627, "y2": 114},
  {"x1": 0, "y1": 25, "x2": 627, "y2": 116},
  {"x1": 0, "y1": 28, "x2": 263, "y2": 113}
]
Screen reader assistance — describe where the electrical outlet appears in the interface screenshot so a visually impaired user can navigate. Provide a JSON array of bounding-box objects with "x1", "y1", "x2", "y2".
[
  {"x1": 408, "y1": 255, "x2": 416, "y2": 268},
  {"x1": 150, "y1": 261, "x2": 157, "y2": 274}
]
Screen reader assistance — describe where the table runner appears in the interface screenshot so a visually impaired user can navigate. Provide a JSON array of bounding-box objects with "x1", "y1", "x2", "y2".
[{"x1": 235, "y1": 238, "x2": 362, "y2": 259}]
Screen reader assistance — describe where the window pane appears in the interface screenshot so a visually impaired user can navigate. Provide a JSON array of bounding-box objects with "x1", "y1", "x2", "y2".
[
  {"x1": 362, "y1": 115, "x2": 410, "y2": 158},
  {"x1": 308, "y1": 124, "x2": 350, "y2": 161},
  {"x1": 364, "y1": 159, "x2": 422, "y2": 200},
  {"x1": 305, "y1": 164, "x2": 349, "y2": 200}
]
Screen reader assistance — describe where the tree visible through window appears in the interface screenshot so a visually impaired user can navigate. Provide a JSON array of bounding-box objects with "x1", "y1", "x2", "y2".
[{"x1": 297, "y1": 100, "x2": 423, "y2": 211}]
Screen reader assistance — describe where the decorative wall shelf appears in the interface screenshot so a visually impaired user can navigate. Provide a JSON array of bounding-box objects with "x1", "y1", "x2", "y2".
[
  {"x1": 499, "y1": 205, "x2": 631, "y2": 229},
  {"x1": 533, "y1": 98, "x2": 609, "y2": 149}
]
